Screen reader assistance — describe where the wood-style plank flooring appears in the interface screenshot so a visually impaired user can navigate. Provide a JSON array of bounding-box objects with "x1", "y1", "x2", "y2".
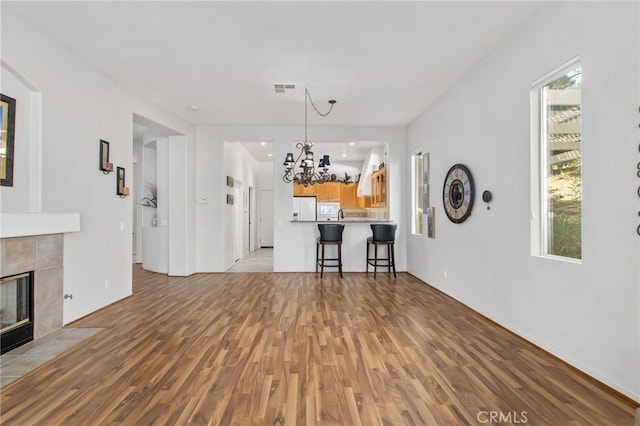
[{"x1": 1, "y1": 266, "x2": 636, "y2": 425}]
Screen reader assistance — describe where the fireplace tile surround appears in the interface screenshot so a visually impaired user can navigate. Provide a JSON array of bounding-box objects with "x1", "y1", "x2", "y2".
[{"x1": 1, "y1": 234, "x2": 64, "y2": 340}]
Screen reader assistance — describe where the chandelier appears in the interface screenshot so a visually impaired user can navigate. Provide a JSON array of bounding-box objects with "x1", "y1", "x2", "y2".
[{"x1": 283, "y1": 88, "x2": 336, "y2": 186}]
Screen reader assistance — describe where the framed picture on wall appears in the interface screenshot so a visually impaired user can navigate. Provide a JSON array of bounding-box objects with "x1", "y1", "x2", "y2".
[
  {"x1": 99, "y1": 139, "x2": 113, "y2": 174},
  {"x1": 116, "y1": 166, "x2": 129, "y2": 197},
  {"x1": 226, "y1": 176, "x2": 234, "y2": 187},
  {"x1": 226, "y1": 194, "x2": 234, "y2": 205},
  {"x1": 427, "y1": 207, "x2": 435, "y2": 238},
  {"x1": 1, "y1": 94, "x2": 16, "y2": 187},
  {"x1": 422, "y1": 152, "x2": 430, "y2": 210}
]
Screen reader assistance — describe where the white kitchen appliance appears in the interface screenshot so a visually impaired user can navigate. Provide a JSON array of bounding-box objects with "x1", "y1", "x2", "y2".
[
  {"x1": 317, "y1": 202, "x2": 340, "y2": 221},
  {"x1": 292, "y1": 197, "x2": 317, "y2": 221}
]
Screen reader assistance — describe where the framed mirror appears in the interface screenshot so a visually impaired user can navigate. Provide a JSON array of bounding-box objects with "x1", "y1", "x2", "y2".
[{"x1": 1, "y1": 94, "x2": 16, "y2": 187}]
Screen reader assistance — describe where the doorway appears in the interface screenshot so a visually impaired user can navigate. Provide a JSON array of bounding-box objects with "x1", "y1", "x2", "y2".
[
  {"x1": 222, "y1": 141, "x2": 274, "y2": 272},
  {"x1": 132, "y1": 114, "x2": 187, "y2": 275}
]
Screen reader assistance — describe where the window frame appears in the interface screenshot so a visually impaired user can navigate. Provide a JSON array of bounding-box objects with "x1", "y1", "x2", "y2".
[
  {"x1": 411, "y1": 149, "x2": 424, "y2": 236},
  {"x1": 530, "y1": 56, "x2": 582, "y2": 263}
]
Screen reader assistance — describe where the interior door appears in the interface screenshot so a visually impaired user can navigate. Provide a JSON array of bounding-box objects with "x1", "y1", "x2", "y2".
[{"x1": 259, "y1": 190, "x2": 274, "y2": 248}]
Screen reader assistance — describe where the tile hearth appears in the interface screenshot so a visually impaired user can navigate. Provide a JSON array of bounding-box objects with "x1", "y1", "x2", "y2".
[{"x1": 0, "y1": 327, "x2": 103, "y2": 387}]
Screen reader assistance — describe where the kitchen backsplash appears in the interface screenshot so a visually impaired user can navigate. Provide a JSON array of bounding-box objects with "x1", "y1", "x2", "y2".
[{"x1": 342, "y1": 209, "x2": 385, "y2": 219}]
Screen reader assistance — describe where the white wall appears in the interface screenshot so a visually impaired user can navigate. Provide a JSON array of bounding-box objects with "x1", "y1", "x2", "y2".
[
  {"x1": 197, "y1": 125, "x2": 406, "y2": 273},
  {"x1": 132, "y1": 138, "x2": 143, "y2": 262},
  {"x1": 168, "y1": 135, "x2": 189, "y2": 276},
  {"x1": 2, "y1": 8, "x2": 197, "y2": 322},
  {"x1": 0, "y1": 66, "x2": 35, "y2": 212},
  {"x1": 257, "y1": 161, "x2": 274, "y2": 191},
  {"x1": 406, "y1": 2, "x2": 639, "y2": 401}
]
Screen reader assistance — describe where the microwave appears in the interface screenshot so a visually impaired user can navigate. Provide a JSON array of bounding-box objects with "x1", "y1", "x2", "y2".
[{"x1": 317, "y1": 202, "x2": 340, "y2": 221}]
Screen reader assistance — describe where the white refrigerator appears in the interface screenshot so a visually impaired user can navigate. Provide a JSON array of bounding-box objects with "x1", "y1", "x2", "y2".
[{"x1": 292, "y1": 197, "x2": 317, "y2": 221}]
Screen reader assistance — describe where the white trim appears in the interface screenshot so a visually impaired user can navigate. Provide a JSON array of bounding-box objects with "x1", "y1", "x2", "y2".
[
  {"x1": 532, "y1": 253, "x2": 582, "y2": 265},
  {"x1": 531, "y1": 55, "x2": 581, "y2": 88},
  {"x1": 0, "y1": 213, "x2": 80, "y2": 238},
  {"x1": 529, "y1": 90, "x2": 541, "y2": 256},
  {"x1": 410, "y1": 149, "x2": 423, "y2": 236}
]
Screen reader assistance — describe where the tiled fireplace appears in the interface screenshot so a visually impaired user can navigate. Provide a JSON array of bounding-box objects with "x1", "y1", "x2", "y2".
[
  {"x1": 0, "y1": 271, "x2": 34, "y2": 354},
  {"x1": 0, "y1": 234, "x2": 64, "y2": 353}
]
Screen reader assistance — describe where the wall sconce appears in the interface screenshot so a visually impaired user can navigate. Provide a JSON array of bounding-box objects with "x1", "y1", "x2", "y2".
[
  {"x1": 482, "y1": 190, "x2": 492, "y2": 210},
  {"x1": 99, "y1": 139, "x2": 113, "y2": 174},
  {"x1": 116, "y1": 167, "x2": 129, "y2": 198}
]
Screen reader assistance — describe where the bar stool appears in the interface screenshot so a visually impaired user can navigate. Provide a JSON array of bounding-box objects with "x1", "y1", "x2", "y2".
[
  {"x1": 366, "y1": 224, "x2": 397, "y2": 278},
  {"x1": 316, "y1": 224, "x2": 345, "y2": 278}
]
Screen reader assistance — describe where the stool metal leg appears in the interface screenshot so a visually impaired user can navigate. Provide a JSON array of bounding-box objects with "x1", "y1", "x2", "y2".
[
  {"x1": 387, "y1": 243, "x2": 391, "y2": 274},
  {"x1": 366, "y1": 241, "x2": 369, "y2": 274},
  {"x1": 316, "y1": 241, "x2": 319, "y2": 273},
  {"x1": 374, "y1": 243, "x2": 378, "y2": 278},
  {"x1": 338, "y1": 243, "x2": 343, "y2": 278},
  {"x1": 390, "y1": 243, "x2": 396, "y2": 278},
  {"x1": 320, "y1": 243, "x2": 325, "y2": 278}
]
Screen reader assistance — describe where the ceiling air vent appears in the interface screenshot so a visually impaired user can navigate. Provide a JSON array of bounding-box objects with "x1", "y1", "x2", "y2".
[{"x1": 274, "y1": 83, "x2": 296, "y2": 94}]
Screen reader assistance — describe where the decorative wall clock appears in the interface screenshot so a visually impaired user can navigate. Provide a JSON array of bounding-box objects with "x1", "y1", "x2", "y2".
[{"x1": 443, "y1": 163, "x2": 475, "y2": 223}]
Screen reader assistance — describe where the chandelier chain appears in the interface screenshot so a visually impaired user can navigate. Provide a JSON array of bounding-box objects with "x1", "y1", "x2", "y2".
[{"x1": 306, "y1": 87, "x2": 335, "y2": 117}]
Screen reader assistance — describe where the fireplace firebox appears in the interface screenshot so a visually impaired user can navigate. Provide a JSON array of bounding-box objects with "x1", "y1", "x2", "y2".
[{"x1": 0, "y1": 272, "x2": 34, "y2": 354}]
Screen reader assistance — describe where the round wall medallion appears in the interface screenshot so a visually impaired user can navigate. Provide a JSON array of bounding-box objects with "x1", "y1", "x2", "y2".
[{"x1": 443, "y1": 163, "x2": 475, "y2": 223}]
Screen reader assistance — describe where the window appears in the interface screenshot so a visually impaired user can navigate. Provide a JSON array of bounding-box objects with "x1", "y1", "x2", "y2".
[
  {"x1": 532, "y1": 61, "x2": 582, "y2": 260},
  {"x1": 411, "y1": 151, "x2": 423, "y2": 235}
]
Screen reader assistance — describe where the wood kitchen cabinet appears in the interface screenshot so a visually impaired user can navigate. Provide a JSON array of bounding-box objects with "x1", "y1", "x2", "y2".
[
  {"x1": 340, "y1": 184, "x2": 358, "y2": 208},
  {"x1": 371, "y1": 168, "x2": 387, "y2": 207},
  {"x1": 316, "y1": 182, "x2": 341, "y2": 202},
  {"x1": 340, "y1": 183, "x2": 371, "y2": 209},
  {"x1": 293, "y1": 183, "x2": 316, "y2": 197}
]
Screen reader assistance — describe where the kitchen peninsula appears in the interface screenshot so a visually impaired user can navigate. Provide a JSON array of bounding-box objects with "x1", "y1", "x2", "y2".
[{"x1": 291, "y1": 176, "x2": 388, "y2": 222}]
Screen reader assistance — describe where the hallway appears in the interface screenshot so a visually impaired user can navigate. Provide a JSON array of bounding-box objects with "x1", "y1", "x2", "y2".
[{"x1": 226, "y1": 248, "x2": 273, "y2": 273}]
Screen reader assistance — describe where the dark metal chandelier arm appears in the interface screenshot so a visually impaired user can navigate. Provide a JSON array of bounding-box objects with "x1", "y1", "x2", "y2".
[{"x1": 283, "y1": 144, "x2": 312, "y2": 183}]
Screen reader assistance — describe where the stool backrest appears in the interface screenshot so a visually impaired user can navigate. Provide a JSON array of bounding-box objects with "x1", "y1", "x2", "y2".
[
  {"x1": 318, "y1": 224, "x2": 345, "y2": 242},
  {"x1": 370, "y1": 224, "x2": 397, "y2": 242}
]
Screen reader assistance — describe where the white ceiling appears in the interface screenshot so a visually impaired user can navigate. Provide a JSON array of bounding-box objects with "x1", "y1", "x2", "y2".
[{"x1": 5, "y1": 1, "x2": 542, "y2": 128}]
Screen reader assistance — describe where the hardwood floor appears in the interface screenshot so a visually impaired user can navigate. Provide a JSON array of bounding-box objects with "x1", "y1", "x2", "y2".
[{"x1": 0, "y1": 266, "x2": 635, "y2": 425}]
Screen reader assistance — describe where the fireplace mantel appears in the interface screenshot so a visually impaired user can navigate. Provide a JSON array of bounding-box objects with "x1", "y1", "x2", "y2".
[{"x1": 0, "y1": 213, "x2": 80, "y2": 238}]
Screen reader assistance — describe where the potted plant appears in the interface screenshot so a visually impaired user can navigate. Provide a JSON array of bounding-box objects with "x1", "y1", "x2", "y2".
[{"x1": 138, "y1": 183, "x2": 157, "y2": 208}]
